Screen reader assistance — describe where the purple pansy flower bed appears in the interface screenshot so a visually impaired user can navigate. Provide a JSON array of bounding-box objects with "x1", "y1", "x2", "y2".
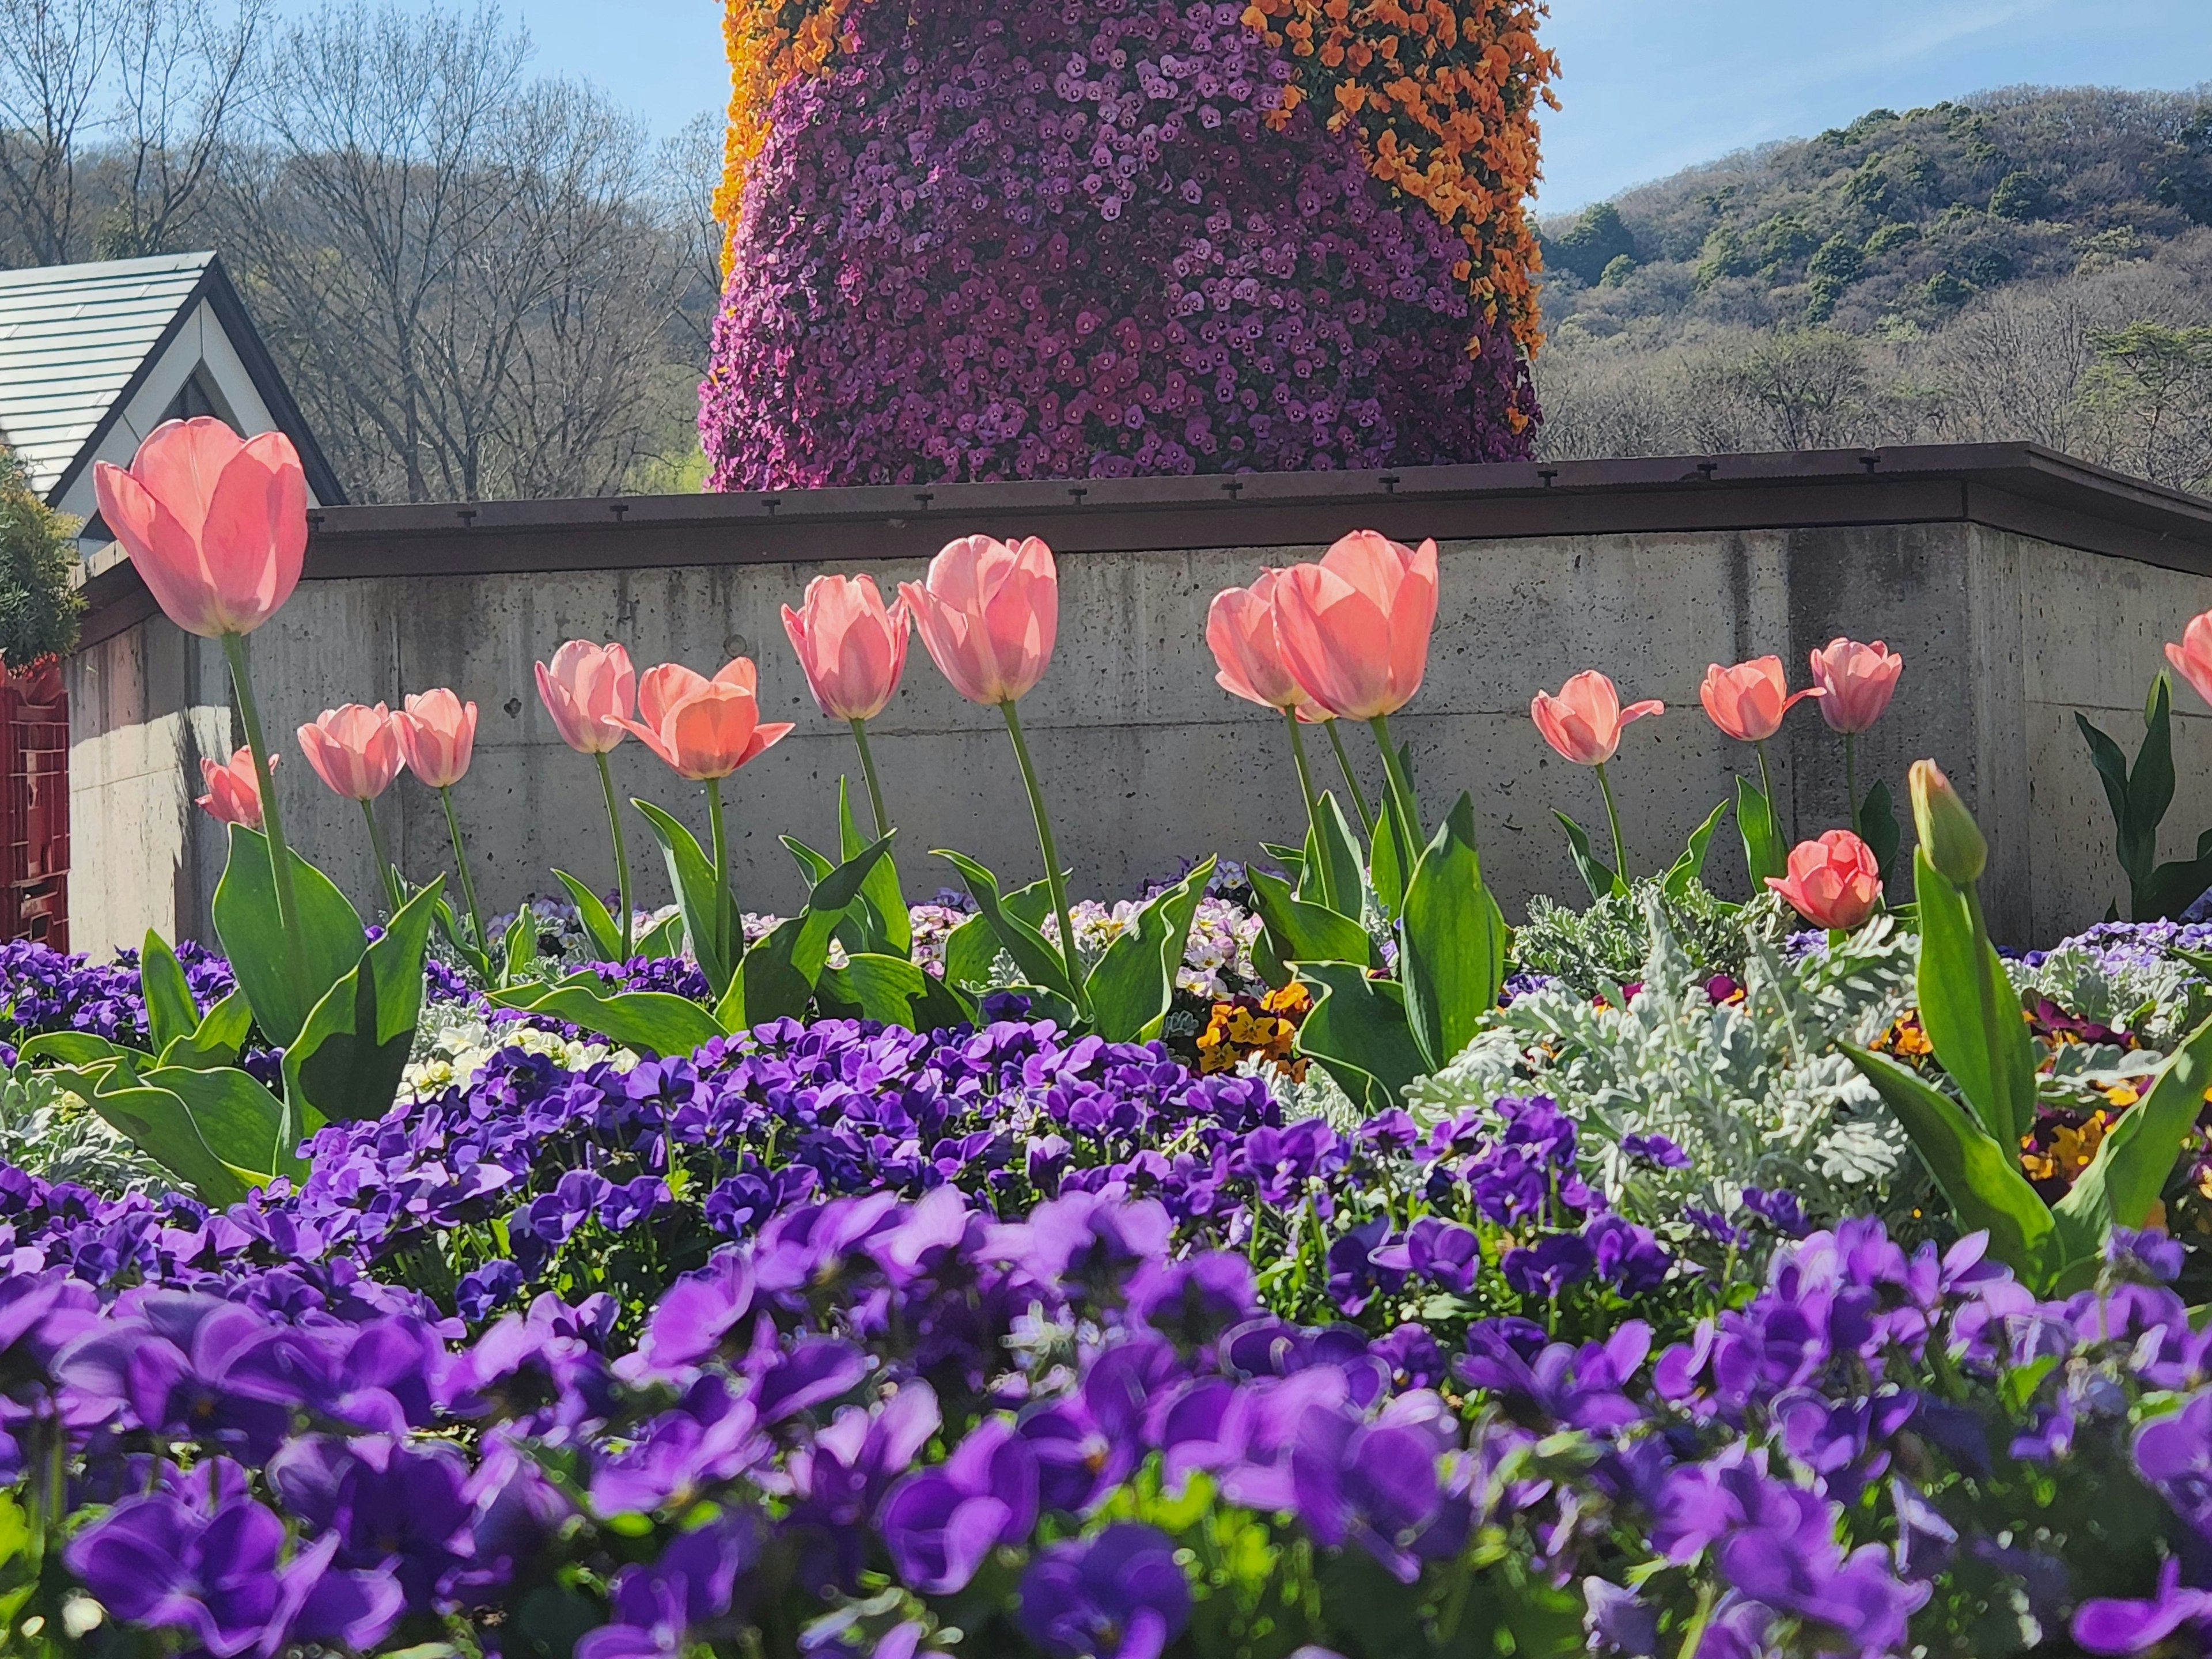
[{"x1": 0, "y1": 935, "x2": 2209, "y2": 1656}]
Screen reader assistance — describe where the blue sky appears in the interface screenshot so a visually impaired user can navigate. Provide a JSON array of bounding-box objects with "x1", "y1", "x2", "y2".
[{"x1": 419, "y1": 1, "x2": 2208, "y2": 209}]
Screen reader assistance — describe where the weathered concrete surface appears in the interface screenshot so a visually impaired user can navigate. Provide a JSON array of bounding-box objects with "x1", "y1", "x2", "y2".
[{"x1": 65, "y1": 520, "x2": 2212, "y2": 955}]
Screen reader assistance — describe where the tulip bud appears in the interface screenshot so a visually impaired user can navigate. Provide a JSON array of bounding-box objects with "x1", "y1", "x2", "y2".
[{"x1": 1909, "y1": 759, "x2": 1987, "y2": 884}]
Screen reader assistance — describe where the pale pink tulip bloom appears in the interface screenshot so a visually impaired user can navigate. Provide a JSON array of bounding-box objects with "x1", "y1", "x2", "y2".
[
  {"x1": 2168, "y1": 611, "x2": 2212, "y2": 709},
  {"x1": 298, "y1": 704, "x2": 403, "y2": 801},
  {"x1": 1269, "y1": 530, "x2": 1438, "y2": 721},
  {"x1": 395, "y1": 688, "x2": 478, "y2": 788},
  {"x1": 899, "y1": 535, "x2": 1059, "y2": 706},
  {"x1": 1699, "y1": 656, "x2": 1824, "y2": 743},
  {"x1": 1767, "y1": 830, "x2": 1884, "y2": 931},
  {"x1": 1207, "y1": 570, "x2": 1321, "y2": 714},
  {"x1": 1808, "y1": 638, "x2": 1904, "y2": 734},
  {"x1": 620, "y1": 657, "x2": 793, "y2": 781},
  {"x1": 196, "y1": 747, "x2": 271, "y2": 829},
  {"x1": 92, "y1": 418, "x2": 307, "y2": 638},
  {"x1": 534, "y1": 641, "x2": 637, "y2": 755},
  {"x1": 782, "y1": 573, "x2": 910, "y2": 721},
  {"x1": 1531, "y1": 671, "x2": 1662, "y2": 766}
]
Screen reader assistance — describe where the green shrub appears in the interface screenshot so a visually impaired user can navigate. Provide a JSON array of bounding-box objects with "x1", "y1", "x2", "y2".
[{"x1": 0, "y1": 449, "x2": 82, "y2": 666}]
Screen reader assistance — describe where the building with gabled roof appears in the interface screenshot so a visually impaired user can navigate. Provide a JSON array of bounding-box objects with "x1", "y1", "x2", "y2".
[{"x1": 0, "y1": 251, "x2": 344, "y2": 530}]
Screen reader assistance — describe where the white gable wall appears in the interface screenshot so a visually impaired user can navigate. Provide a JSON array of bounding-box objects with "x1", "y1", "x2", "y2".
[{"x1": 58, "y1": 296, "x2": 324, "y2": 534}]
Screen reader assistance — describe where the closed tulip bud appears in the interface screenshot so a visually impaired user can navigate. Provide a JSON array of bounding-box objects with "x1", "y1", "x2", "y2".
[
  {"x1": 1766, "y1": 830, "x2": 1883, "y2": 931},
  {"x1": 394, "y1": 688, "x2": 478, "y2": 788},
  {"x1": 782, "y1": 573, "x2": 910, "y2": 721},
  {"x1": 196, "y1": 747, "x2": 270, "y2": 830},
  {"x1": 1909, "y1": 759, "x2": 1987, "y2": 884},
  {"x1": 92, "y1": 418, "x2": 307, "y2": 639},
  {"x1": 900, "y1": 535, "x2": 1058, "y2": 706},
  {"x1": 1808, "y1": 638, "x2": 1904, "y2": 734},
  {"x1": 298, "y1": 704, "x2": 404, "y2": 802}
]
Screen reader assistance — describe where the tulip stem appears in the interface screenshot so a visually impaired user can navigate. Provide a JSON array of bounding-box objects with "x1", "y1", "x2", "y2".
[
  {"x1": 1844, "y1": 732, "x2": 1859, "y2": 836},
  {"x1": 218, "y1": 630, "x2": 310, "y2": 991},
  {"x1": 1323, "y1": 721, "x2": 1375, "y2": 838},
  {"x1": 1283, "y1": 709, "x2": 1336, "y2": 912},
  {"x1": 1366, "y1": 712, "x2": 1422, "y2": 847},
  {"x1": 437, "y1": 785, "x2": 488, "y2": 959},
  {"x1": 1755, "y1": 738, "x2": 1778, "y2": 820},
  {"x1": 849, "y1": 717, "x2": 891, "y2": 841},
  {"x1": 1000, "y1": 698, "x2": 1090, "y2": 1019},
  {"x1": 706, "y1": 775, "x2": 737, "y2": 968},
  {"x1": 358, "y1": 800, "x2": 402, "y2": 917},
  {"x1": 1593, "y1": 761, "x2": 1630, "y2": 886},
  {"x1": 593, "y1": 751, "x2": 634, "y2": 960}
]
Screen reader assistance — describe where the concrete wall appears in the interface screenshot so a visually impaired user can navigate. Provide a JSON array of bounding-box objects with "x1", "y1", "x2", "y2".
[{"x1": 65, "y1": 520, "x2": 2212, "y2": 956}]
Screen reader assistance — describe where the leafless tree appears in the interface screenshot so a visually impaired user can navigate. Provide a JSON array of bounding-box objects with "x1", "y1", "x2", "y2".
[
  {"x1": 217, "y1": 2, "x2": 694, "y2": 502},
  {"x1": 97, "y1": 0, "x2": 263, "y2": 259},
  {"x1": 0, "y1": 0, "x2": 109, "y2": 263}
]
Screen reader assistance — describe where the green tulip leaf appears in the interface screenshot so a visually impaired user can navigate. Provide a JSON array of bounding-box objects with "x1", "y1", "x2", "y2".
[
  {"x1": 1554, "y1": 809, "x2": 1622, "y2": 904},
  {"x1": 491, "y1": 980, "x2": 728, "y2": 1058},
  {"x1": 816, "y1": 952, "x2": 975, "y2": 1032},
  {"x1": 1249, "y1": 866, "x2": 1380, "y2": 970},
  {"x1": 552, "y1": 870, "x2": 627, "y2": 963},
  {"x1": 1843, "y1": 1043, "x2": 2055, "y2": 1287},
  {"x1": 1088, "y1": 857, "x2": 1214, "y2": 1042},
  {"x1": 19, "y1": 1031, "x2": 141, "y2": 1068},
  {"x1": 1296, "y1": 959, "x2": 1422, "y2": 1113},
  {"x1": 2057, "y1": 1006, "x2": 2212, "y2": 1244},
  {"x1": 840, "y1": 777, "x2": 912, "y2": 958},
  {"x1": 1734, "y1": 775, "x2": 1786, "y2": 889},
  {"x1": 159, "y1": 989, "x2": 255, "y2": 1072},
  {"x1": 1855, "y1": 779, "x2": 1902, "y2": 887},
  {"x1": 211, "y1": 825, "x2": 366, "y2": 1048},
  {"x1": 139, "y1": 931, "x2": 199, "y2": 1055},
  {"x1": 633, "y1": 800, "x2": 737, "y2": 997},
  {"x1": 1400, "y1": 793, "x2": 1507, "y2": 1073},
  {"x1": 727, "y1": 833, "x2": 899, "y2": 1027},
  {"x1": 1662, "y1": 800, "x2": 1732, "y2": 899},
  {"x1": 1912, "y1": 849, "x2": 2039, "y2": 1147},
  {"x1": 501, "y1": 902, "x2": 539, "y2": 988},
  {"x1": 283, "y1": 877, "x2": 445, "y2": 1122},
  {"x1": 937, "y1": 850, "x2": 1081, "y2": 1003}
]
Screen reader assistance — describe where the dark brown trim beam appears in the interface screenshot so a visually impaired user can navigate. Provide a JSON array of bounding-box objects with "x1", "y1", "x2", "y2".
[{"x1": 75, "y1": 444, "x2": 2212, "y2": 652}]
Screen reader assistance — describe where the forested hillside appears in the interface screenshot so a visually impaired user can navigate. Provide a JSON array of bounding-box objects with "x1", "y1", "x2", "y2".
[{"x1": 1532, "y1": 86, "x2": 2212, "y2": 489}]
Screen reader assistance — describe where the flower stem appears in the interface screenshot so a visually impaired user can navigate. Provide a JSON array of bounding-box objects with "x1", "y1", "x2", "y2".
[
  {"x1": 359, "y1": 800, "x2": 400, "y2": 916},
  {"x1": 593, "y1": 751, "x2": 634, "y2": 960},
  {"x1": 438, "y1": 785, "x2": 488, "y2": 959},
  {"x1": 1755, "y1": 738, "x2": 1777, "y2": 819},
  {"x1": 1323, "y1": 719, "x2": 1375, "y2": 838},
  {"x1": 1001, "y1": 698, "x2": 1090, "y2": 1019},
  {"x1": 1368, "y1": 712, "x2": 1421, "y2": 846},
  {"x1": 218, "y1": 631, "x2": 310, "y2": 990},
  {"x1": 1285, "y1": 709, "x2": 1336, "y2": 913},
  {"x1": 1844, "y1": 730, "x2": 1859, "y2": 836},
  {"x1": 706, "y1": 774, "x2": 735, "y2": 967},
  {"x1": 849, "y1": 717, "x2": 891, "y2": 840},
  {"x1": 1594, "y1": 760, "x2": 1629, "y2": 888}
]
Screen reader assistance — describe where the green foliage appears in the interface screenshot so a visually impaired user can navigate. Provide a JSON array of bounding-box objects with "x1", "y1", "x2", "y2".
[
  {"x1": 1543, "y1": 200, "x2": 1638, "y2": 284},
  {"x1": 2077, "y1": 673, "x2": 2212, "y2": 920},
  {"x1": 0, "y1": 449, "x2": 81, "y2": 667},
  {"x1": 1987, "y1": 169, "x2": 2052, "y2": 221},
  {"x1": 1415, "y1": 893, "x2": 1916, "y2": 1228},
  {"x1": 1514, "y1": 877, "x2": 1754, "y2": 999}
]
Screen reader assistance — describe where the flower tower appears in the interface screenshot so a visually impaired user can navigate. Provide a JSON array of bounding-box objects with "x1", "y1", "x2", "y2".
[{"x1": 700, "y1": 0, "x2": 1557, "y2": 487}]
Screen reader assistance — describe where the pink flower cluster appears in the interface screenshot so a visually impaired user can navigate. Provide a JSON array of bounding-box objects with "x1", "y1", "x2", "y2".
[{"x1": 700, "y1": 0, "x2": 1537, "y2": 488}]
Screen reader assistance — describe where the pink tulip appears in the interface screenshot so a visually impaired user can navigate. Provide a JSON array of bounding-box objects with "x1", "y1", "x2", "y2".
[
  {"x1": 1269, "y1": 530, "x2": 1438, "y2": 721},
  {"x1": 297, "y1": 704, "x2": 403, "y2": 802},
  {"x1": 394, "y1": 688, "x2": 478, "y2": 789},
  {"x1": 781, "y1": 574, "x2": 910, "y2": 722},
  {"x1": 1531, "y1": 671, "x2": 1663, "y2": 766},
  {"x1": 900, "y1": 535, "x2": 1058, "y2": 706},
  {"x1": 1808, "y1": 638, "x2": 1903, "y2": 734},
  {"x1": 1766, "y1": 830, "x2": 1883, "y2": 931},
  {"x1": 1207, "y1": 570, "x2": 1316, "y2": 713},
  {"x1": 534, "y1": 641, "x2": 637, "y2": 755},
  {"x1": 1699, "y1": 657, "x2": 1824, "y2": 743},
  {"x1": 620, "y1": 657, "x2": 793, "y2": 781},
  {"x1": 196, "y1": 747, "x2": 271, "y2": 830},
  {"x1": 2168, "y1": 611, "x2": 2212, "y2": 709},
  {"x1": 91, "y1": 418, "x2": 306, "y2": 639}
]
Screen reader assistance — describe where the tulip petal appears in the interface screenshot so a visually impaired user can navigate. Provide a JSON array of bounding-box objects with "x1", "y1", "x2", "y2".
[
  {"x1": 96, "y1": 463, "x2": 225, "y2": 637},
  {"x1": 132, "y1": 418, "x2": 243, "y2": 541}
]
